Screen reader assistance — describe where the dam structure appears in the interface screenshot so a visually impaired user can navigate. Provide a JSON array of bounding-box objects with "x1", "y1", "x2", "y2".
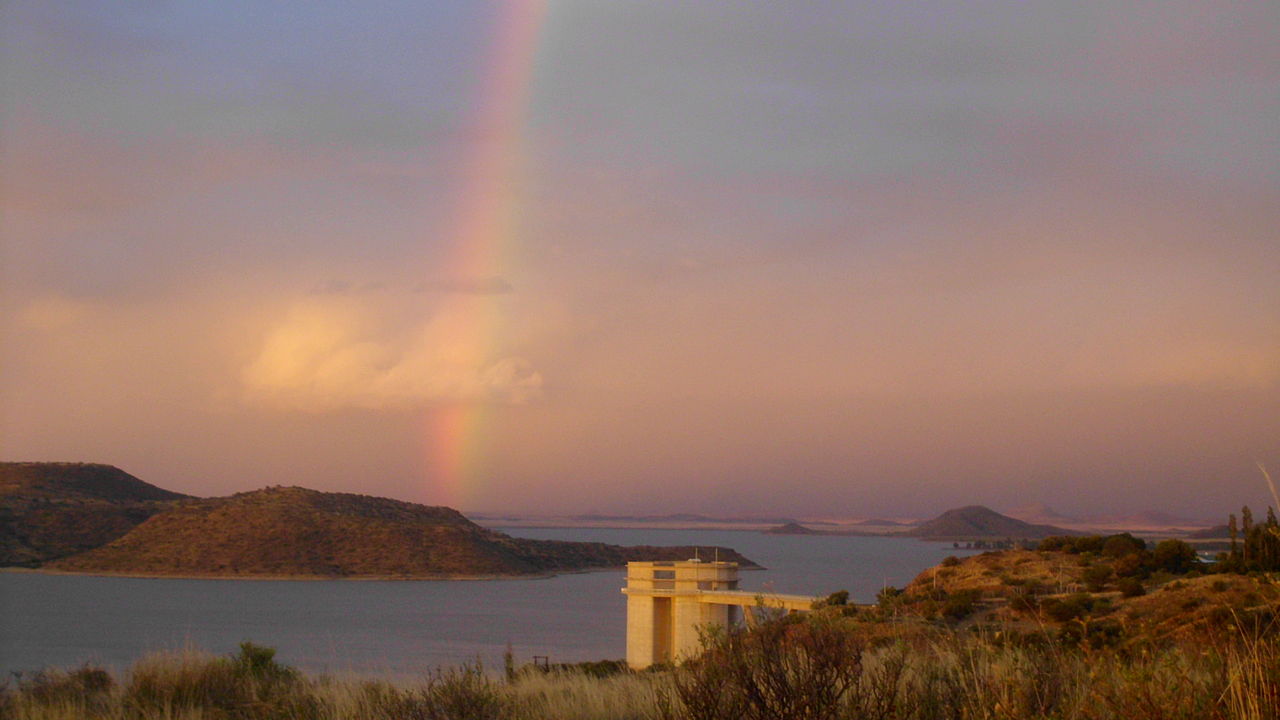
[{"x1": 622, "y1": 559, "x2": 818, "y2": 668}]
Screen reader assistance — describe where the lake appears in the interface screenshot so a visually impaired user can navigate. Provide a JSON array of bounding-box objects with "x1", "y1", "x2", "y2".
[{"x1": 0, "y1": 528, "x2": 973, "y2": 677}]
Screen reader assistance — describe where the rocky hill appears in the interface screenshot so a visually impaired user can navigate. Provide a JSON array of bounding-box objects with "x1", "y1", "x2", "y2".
[
  {"x1": 1, "y1": 462, "x2": 192, "y2": 566},
  {"x1": 903, "y1": 505, "x2": 1074, "y2": 540},
  {"x1": 46, "y1": 485, "x2": 757, "y2": 578}
]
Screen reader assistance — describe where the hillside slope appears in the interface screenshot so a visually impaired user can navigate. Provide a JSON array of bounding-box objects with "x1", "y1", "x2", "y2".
[
  {"x1": 48, "y1": 486, "x2": 757, "y2": 578},
  {"x1": 904, "y1": 505, "x2": 1073, "y2": 539},
  {"x1": 0, "y1": 462, "x2": 192, "y2": 566}
]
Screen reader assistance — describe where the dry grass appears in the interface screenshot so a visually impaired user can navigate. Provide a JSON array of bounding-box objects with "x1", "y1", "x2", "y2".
[{"x1": 4, "y1": 625, "x2": 1279, "y2": 720}]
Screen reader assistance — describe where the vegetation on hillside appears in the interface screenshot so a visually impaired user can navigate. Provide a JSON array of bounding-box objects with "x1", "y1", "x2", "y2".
[
  {"x1": 44, "y1": 486, "x2": 757, "y2": 578},
  {"x1": 902, "y1": 505, "x2": 1073, "y2": 540},
  {"x1": 6, "y1": 605, "x2": 1278, "y2": 719},
  {"x1": 0, "y1": 463, "x2": 190, "y2": 567},
  {"x1": 7, "y1": 539, "x2": 1280, "y2": 720}
]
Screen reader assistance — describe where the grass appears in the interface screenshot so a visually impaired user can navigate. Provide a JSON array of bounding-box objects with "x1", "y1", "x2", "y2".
[
  {"x1": 7, "y1": 543, "x2": 1279, "y2": 720},
  {"x1": 4, "y1": 617, "x2": 1278, "y2": 720}
]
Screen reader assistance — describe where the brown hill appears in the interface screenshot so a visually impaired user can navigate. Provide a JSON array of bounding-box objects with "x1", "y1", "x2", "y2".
[
  {"x1": 1, "y1": 462, "x2": 192, "y2": 566},
  {"x1": 903, "y1": 505, "x2": 1074, "y2": 540},
  {"x1": 1188, "y1": 524, "x2": 1230, "y2": 539},
  {"x1": 764, "y1": 522, "x2": 821, "y2": 535},
  {"x1": 0, "y1": 462, "x2": 191, "y2": 503},
  {"x1": 48, "y1": 486, "x2": 758, "y2": 578}
]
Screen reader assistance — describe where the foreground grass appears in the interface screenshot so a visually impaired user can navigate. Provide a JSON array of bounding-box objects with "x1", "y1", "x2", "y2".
[{"x1": 4, "y1": 622, "x2": 1278, "y2": 720}]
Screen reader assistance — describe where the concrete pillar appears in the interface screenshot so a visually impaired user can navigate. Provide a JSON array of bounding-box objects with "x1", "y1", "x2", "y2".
[{"x1": 625, "y1": 594, "x2": 657, "y2": 669}]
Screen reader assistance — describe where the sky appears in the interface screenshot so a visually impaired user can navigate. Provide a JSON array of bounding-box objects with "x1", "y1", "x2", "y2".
[{"x1": 2, "y1": 1, "x2": 1278, "y2": 520}]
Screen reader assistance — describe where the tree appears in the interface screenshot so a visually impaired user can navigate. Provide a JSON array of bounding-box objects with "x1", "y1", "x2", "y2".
[
  {"x1": 1243, "y1": 506, "x2": 1254, "y2": 564},
  {"x1": 1151, "y1": 539, "x2": 1199, "y2": 575},
  {"x1": 1229, "y1": 513, "x2": 1239, "y2": 559}
]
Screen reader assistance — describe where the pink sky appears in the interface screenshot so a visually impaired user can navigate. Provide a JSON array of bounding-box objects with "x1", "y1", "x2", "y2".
[{"x1": 2, "y1": 1, "x2": 1277, "y2": 519}]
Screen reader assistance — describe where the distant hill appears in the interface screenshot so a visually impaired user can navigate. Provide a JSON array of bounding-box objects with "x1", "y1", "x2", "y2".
[
  {"x1": 1188, "y1": 524, "x2": 1230, "y2": 539},
  {"x1": 903, "y1": 505, "x2": 1074, "y2": 540},
  {"x1": 764, "y1": 522, "x2": 821, "y2": 535},
  {"x1": 851, "y1": 518, "x2": 908, "y2": 527},
  {"x1": 0, "y1": 462, "x2": 191, "y2": 566},
  {"x1": 0, "y1": 462, "x2": 190, "y2": 503},
  {"x1": 1092, "y1": 510, "x2": 1205, "y2": 529},
  {"x1": 47, "y1": 486, "x2": 758, "y2": 578},
  {"x1": 1004, "y1": 503, "x2": 1078, "y2": 525}
]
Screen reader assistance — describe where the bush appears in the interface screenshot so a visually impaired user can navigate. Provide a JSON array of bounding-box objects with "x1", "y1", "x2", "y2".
[
  {"x1": 941, "y1": 555, "x2": 961, "y2": 567},
  {"x1": 941, "y1": 590, "x2": 979, "y2": 621},
  {"x1": 1010, "y1": 587, "x2": 1039, "y2": 613},
  {"x1": 1118, "y1": 577, "x2": 1146, "y2": 597},
  {"x1": 1042, "y1": 593, "x2": 1094, "y2": 622},
  {"x1": 14, "y1": 664, "x2": 114, "y2": 712},
  {"x1": 1102, "y1": 533, "x2": 1146, "y2": 558},
  {"x1": 123, "y1": 644, "x2": 317, "y2": 719},
  {"x1": 1152, "y1": 539, "x2": 1201, "y2": 575},
  {"x1": 1083, "y1": 563, "x2": 1113, "y2": 592},
  {"x1": 424, "y1": 663, "x2": 509, "y2": 720},
  {"x1": 662, "y1": 617, "x2": 865, "y2": 720}
]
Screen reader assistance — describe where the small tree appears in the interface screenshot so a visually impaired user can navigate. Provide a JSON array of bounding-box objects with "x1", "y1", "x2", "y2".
[{"x1": 1151, "y1": 539, "x2": 1199, "y2": 575}]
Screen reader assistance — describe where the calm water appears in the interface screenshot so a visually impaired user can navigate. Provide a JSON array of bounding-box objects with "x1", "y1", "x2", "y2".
[{"x1": 0, "y1": 528, "x2": 971, "y2": 676}]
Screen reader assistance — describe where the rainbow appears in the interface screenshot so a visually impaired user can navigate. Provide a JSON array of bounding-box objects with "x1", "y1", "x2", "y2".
[{"x1": 428, "y1": 0, "x2": 549, "y2": 510}]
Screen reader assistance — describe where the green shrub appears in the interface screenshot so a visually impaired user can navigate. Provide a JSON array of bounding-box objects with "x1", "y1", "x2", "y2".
[
  {"x1": 1118, "y1": 577, "x2": 1146, "y2": 597},
  {"x1": 424, "y1": 663, "x2": 509, "y2": 720},
  {"x1": 14, "y1": 664, "x2": 114, "y2": 713},
  {"x1": 940, "y1": 590, "x2": 979, "y2": 621},
  {"x1": 662, "y1": 617, "x2": 865, "y2": 720},
  {"x1": 1102, "y1": 533, "x2": 1146, "y2": 558},
  {"x1": 1042, "y1": 593, "x2": 1094, "y2": 622},
  {"x1": 1083, "y1": 563, "x2": 1113, "y2": 592},
  {"x1": 123, "y1": 644, "x2": 317, "y2": 719},
  {"x1": 1152, "y1": 539, "x2": 1201, "y2": 575}
]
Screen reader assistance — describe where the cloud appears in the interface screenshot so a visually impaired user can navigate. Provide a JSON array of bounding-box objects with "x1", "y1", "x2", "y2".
[
  {"x1": 415, "y1": 277, "x2": 514, "y2": 295},
  {"x1": 241, "y1": 297, "x2": 543, "y2": 410},
  {"x1": 13, "y1": 296, "x2": 94, "y2": 331}
]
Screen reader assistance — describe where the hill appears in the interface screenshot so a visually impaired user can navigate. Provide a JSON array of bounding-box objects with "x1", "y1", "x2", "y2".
[
  {"x1": 1004, "y1": 503, "x2": 1078, "y2": 525},
  {"x1": 0, "y1": 462, "x2": 191, "y2": 503},
  {"x1": 764, "y1": 522, "x2": 821, "y2": 535},
  {"x1": 47, "y1": 486, "x2": 757, "y2": 578},
  {"x1": 0, "y1": 462, "x2": 192, "y2": 566},
  {"x1": 851, "y1": 518, "x2": 907, "y2": 527},
  {"x1": 903, "y1": 505, "x2": 1074, "y2": 540},
  {"x1": 1188, "y1": 524, "x2": 1230, "y2": 539}
]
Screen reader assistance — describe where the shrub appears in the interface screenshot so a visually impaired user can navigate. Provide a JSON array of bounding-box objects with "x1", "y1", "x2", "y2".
[
  {"x1": 1152, "y1": 539, "x2": 1201, "y2": 575},
  {"x1": 814, "y1": 589, "x2": 849, "y2": 608},
  {"x1": 1118, "y1": 577, "x2": 1146, "y2": 597},
  {"x1": 662, "y1": 617, "x2": 865, "y2": 720},
  {"x1": 123, "y1": 644, "x2": 317, "y2": 719},
  {"x1": 1113, "y1": 551, "x2": 1150, "y2": 578},
  {"x1": 14, "y1": 664, "x2": 114, "y2": 712},
  {"x1": 1102, "y1": 533, "x2": 1146, "y2": 558},
  {"x1": 424, "y1": 663, "x2": 509, "y2": 720},
  {"x1": 1010, "y1": 587, "x2": 1039, "y2": 612},
  {"x1": 1083, "y1": 563, "x2": 1113, "y2": 592},
  {"x1": 1042, "y1": 594, "x2": 1094, "y2": 622},
  {"x1": 941, "y1": 590, "x2": 979, "y2": 621},
  {"x1": 941, "y1": 555, "x2": 961, "y2": 567}
]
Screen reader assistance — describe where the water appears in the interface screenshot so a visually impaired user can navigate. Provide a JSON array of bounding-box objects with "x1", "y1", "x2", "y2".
[{"x1": 0, "y1": 528, "x2": 972, "y2": 676}]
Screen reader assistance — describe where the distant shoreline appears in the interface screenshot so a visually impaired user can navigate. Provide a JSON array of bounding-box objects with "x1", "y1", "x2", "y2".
[{"x1": 0, "y1": 565, "x2": 620, "y2": 582}]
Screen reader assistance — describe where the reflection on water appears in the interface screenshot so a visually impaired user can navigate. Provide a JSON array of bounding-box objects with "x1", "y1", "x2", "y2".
[{"x1": 0, "y1": 528, "x2": 970, "y2": 675}]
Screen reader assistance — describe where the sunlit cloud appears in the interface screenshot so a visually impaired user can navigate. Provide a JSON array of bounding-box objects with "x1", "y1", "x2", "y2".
[{"x1": 241, "y1": 297, "x2": 543, "y2": 410}]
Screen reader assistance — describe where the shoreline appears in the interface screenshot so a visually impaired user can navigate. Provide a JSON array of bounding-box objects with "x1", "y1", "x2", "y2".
[{"x1": 0, "y1": 565, "x2": 622, "y2": 582}]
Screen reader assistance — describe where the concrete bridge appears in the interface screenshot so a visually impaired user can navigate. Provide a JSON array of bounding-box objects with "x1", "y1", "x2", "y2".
[{"x1": 621, "y1": 559, "x2": 817, "y2": 668}]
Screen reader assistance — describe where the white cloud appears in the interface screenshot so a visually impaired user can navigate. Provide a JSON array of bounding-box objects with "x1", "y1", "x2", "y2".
[{"x1": 241, "y1": 297, "x2": 543, "y2": 410}]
